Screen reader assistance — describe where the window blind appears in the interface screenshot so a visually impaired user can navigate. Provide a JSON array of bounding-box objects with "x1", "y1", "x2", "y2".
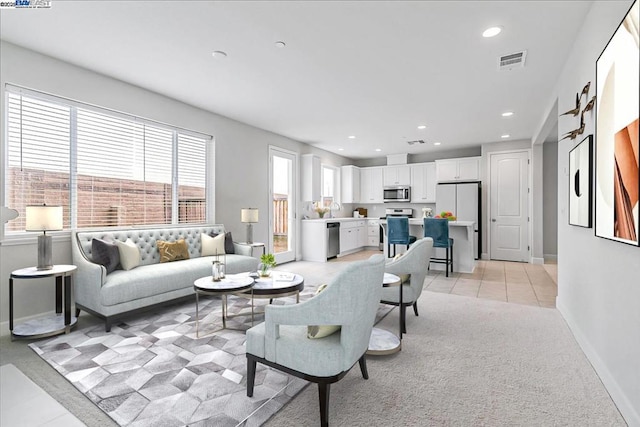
[
  {"x1": 5, "y1": 93, "x2": 71, "y2": 232},
  {"x1": 4, "y1": 87, "x2": 210, "y2": 233}
]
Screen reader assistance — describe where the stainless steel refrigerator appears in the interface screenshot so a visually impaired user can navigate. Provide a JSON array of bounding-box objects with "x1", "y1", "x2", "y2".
[{"x1": 436, "y1": 182, "x2": 481, "y2": 259}]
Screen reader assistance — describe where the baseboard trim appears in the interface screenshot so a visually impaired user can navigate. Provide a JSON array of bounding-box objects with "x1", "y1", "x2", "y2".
[
  {"x1": 530, "y1": 257, "x2": 544, "y2": 265},
  {"x1": 481, "y1": 252, "x2": 489, "y2": 260},
  {"x1": 557, "y1": 298, "x2": 639, "y2": 426},
  {"x1": 543, "y1": 254, "x2": 557, "y2": 261}
]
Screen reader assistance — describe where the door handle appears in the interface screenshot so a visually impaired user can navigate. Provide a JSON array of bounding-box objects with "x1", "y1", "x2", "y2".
[{"x1": 491, "y1": 219, "x2": 496, "y2": 222}]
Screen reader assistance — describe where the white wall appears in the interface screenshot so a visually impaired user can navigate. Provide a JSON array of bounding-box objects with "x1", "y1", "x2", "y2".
[
  {"x1": 0, "y1": 41, "x2": 352, "y2": 331},
  {"x1": 543, "y1": 140, "x2": 558, "y2": 257},
  {"x1": 545, "y1": 1, "x2": 640, "y2": 424}
]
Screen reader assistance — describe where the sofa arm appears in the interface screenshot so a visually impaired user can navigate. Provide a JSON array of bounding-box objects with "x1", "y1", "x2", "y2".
[
  {"x1": 233, "y1": 243, "x2": 254, "y2": 257},
  {"x1": 71, "y1": 233, "x2": 106, "y2": 311}
]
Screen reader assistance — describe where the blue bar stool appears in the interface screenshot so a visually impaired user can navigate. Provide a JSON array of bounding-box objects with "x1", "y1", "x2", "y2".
[
  {"x1": 387, "y1": 217, "x2": 417, "y2": 258},
  {"x1": 424, "y1": 218, "x2": 454, "y2": 277}
]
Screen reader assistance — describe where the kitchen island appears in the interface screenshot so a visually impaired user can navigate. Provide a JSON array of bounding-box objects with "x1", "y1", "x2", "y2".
[{"x1": 381, "y1": 219, "x2": 476, "y2": 273}]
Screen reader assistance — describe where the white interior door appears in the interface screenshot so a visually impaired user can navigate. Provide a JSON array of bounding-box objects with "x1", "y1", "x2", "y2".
[
  {"x1": 269, "y1": 147, "x2": 297, "y2": 264},
  {"x1": 490, "y1": 151, "x2": 529, "y2": 262}
]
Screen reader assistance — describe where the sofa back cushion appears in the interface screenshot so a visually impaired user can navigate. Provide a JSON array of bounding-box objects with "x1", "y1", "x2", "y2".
[{"x1": 76, "y1": 225, "x2": 227, "y2": 267}]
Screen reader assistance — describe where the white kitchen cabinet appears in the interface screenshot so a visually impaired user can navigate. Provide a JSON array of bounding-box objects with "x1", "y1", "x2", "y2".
[
  {"x1": 360, "y1": 167, "x2": 383, "y2": 203},
  {"x1": 383, "y1": 165, "x2": 411, "y2": 186},
  {"x1": 358, "y1": 225, "x2": 368, "y2": 247},
  {"x1": 341, "y1": 165, "x2": 360, "y2": 203},
  {"x1": 410, "y1": 162, "x2": 436, "y2": 203},
  {"x1": 301, "y1": 220, "x2": 327, "y2": 262},
  {"x1": 435, "y1": 157, "x2": 480, "y2": 182},
  {"x1": 366, "y1": 219, "x2": 380, "y2": 248},
  {"x1": 301, "y1": 154, "x2": 321, "y2": 201}
]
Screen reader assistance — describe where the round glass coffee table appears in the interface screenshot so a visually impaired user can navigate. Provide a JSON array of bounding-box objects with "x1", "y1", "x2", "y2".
[
  {"x1": 367, "y1": 272, "x2": 402, "y2": 355},
  {"x1": 193, "y1": 275, "x2": 254, "y2": 337}
]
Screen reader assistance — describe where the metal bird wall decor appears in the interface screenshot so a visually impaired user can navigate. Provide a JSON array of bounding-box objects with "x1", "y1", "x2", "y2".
[{"x1": 559, "y1": 81, "x2": 596, "y2": 141}]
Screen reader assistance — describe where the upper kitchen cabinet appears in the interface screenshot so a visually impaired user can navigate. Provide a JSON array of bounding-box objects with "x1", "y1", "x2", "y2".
[
  {"x1": 360, "y1": 167, "x2": 383, "y2": 203},
  {"x1": 435, "y1": 156, "x2": 481, "y2": 182},
  {"x1": 301, "y1": 154, "x2": 321, "y2": 201},
  {"x1": 411, "y1": 162, "x2": 436, "y2": 203},
  {"x1": 341, "y1": 165, "x2": 360, "y2": 204},
  {"x1": 383, "y1": 165, "x2": 411, "y2": 186}
]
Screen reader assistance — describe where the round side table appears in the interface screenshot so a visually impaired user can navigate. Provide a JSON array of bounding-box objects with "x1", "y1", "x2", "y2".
[{"x1": 10, "y1": 265, "x2": 78, "y2": 340}]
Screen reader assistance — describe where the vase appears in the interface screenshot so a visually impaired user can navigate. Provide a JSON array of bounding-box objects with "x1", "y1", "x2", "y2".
[
  {"x1": 258, "y1": 263, "x2": 272, "y2": 277},
  {"x1": 318, "y1": 212, "x2": 325, "y2": 218}
]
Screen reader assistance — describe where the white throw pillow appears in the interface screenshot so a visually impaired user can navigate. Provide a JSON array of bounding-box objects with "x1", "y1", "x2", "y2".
[
  {"x1": 201, "y1": 232, "x2": 226, "y2": 256},
  {"x1": 115, "y1": 239, "x2": 141, "y2": 271},
  {"x1": 307, "y1": 284, "x2": 341, "y2": 339}
]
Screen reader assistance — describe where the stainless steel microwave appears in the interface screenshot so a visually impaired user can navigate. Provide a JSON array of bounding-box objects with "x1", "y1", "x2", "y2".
[{"x1": 383, "y1": 186, "x2": 411, "y2": 203}]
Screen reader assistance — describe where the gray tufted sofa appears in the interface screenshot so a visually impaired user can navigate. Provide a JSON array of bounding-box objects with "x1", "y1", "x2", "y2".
[{"x1": 72, "y1": 225, "x2": 259, "y2": 331}]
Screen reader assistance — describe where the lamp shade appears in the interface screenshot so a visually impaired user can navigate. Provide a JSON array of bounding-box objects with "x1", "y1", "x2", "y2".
[
  {"x1": 25, "y1": 205, "x2": 63, "y2": 231},
  {"x1": 241, "y1": 208, "x2": 259, "y2": 223}
]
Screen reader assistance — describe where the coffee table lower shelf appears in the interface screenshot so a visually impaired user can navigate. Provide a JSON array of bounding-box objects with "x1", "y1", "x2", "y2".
[{"x1": 366, "y1": 327, "x2": 401, "y2": 355}]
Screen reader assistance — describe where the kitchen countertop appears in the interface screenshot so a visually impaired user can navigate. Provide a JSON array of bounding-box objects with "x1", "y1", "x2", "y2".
[{"x1": 379, "y1": 218, "x2": 475, "y2": 227}]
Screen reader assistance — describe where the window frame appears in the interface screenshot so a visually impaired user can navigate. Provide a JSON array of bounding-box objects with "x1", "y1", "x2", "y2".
[{"x1": 2, "y1": 84, "x2": 213, "y2": 241}]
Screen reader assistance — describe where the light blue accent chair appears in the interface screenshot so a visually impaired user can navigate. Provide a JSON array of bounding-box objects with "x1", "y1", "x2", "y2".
[
  {"x1": 381, "y1": 237, "x2": 433, "y2": 334},
  {"x1": 424, "y1": 217, "x2": 454, "y2": 277},
  {"x1": 246, "y1": 254, "x2": 386, "y2": 427},
  {"x1": 387, "y1": 216, "x2": 417, "y2": 258}
]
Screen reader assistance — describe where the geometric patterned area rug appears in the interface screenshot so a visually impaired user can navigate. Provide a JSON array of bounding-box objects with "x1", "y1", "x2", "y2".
[{"x1": 29, "y1": 288, "x2": 394, "y2": 427}]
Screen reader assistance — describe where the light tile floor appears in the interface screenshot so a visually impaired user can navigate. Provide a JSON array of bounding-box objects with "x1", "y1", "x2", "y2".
[
  {"x1": 333, "y1": 250, "x2": 558, "y2": 308},
  {"x1": 0, "y1": 364, "x2": 86, "y2": 427}
]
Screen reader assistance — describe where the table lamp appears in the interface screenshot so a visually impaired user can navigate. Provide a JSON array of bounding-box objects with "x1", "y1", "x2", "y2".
[
  {"x1": 26, "y1": 205, "x2": 63, "y2": 270},
  {"x1": 241, "y1": 208, "x2": 258, "y2": 244}
]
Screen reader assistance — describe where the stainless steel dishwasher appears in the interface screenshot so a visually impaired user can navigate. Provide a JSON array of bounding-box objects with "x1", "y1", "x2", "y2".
[{"x1": 326, "y1": 222, "x2": 340, "y2": 259}]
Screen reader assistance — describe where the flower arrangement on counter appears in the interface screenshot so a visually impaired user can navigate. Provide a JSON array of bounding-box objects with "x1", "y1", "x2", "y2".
[
  {"x1": 314, "y1": 202, "x2": 330, "y2": 218},
  {"x1": 435, "y1": 211, "x2": 457, "y2": 221}
]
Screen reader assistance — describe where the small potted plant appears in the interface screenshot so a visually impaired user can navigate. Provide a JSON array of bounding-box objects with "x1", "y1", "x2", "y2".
[{"x1": 258, "y1": 253, "x2": 277, "y2": 277}]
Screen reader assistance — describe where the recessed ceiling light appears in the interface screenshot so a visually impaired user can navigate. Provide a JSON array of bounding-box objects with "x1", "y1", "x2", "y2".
[
  {"x1": 434, "y1": 142, "x2": 441, "y2": 146},
  {"x1": 338, "y1": 148, "x2": 344, "y2": 151},
  {"x1": 502, "y1": 111, "x2": 514, "y2": 117},
  {"x1": 482, "y1": 26, "x2": 502, "y2": 38},
  {"x1": 275, "y1": 41, "x2": 286, "y2": 48},
  {"x1": 375, "y1": 148, "x2": 382, "y2": 152},
  {"x1": 417, "y1": 125, "x2": 427, "y2": 130},
  {"x1": 501, "y1": 134, "x2": 510, "y2": 138},
  {"x1": 212, "y1": 50, "x2": 227, "y2": 58},
  {"x1": 348, "y1": 135, "x2": 356, "y2": 139}
]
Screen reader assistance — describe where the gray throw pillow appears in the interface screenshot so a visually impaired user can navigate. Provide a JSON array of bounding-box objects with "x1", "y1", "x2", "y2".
[{"x1": 91, "y1": 238, "x2": 120, "y2": 274}]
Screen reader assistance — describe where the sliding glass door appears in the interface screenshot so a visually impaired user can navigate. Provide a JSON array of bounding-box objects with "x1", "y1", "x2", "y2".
[{"x1": 268, "y1": 147, "x2": 297, "y2": 264}]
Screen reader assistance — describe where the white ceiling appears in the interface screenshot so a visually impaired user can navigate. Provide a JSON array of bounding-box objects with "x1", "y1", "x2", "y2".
[{"x1": 0, "y1": 1, "x2": 591, "y2": 159}]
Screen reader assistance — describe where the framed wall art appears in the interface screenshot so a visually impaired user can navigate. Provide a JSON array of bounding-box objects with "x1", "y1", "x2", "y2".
[
  {"x1": 569, "y1": 135, "x2": 593, "y2": 227},
  {"x1": 595, "y1": 0, "x2": 639, "y2": 246}
]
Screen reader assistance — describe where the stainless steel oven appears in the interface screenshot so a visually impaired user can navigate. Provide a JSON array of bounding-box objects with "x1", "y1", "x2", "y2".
[{"x1": 383, "y1": 186, "x2": 411, "y2": 203}]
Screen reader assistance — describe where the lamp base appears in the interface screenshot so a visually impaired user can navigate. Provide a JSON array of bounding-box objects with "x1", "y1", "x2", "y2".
[
  {"x1": 246, "y1": 224, "x2": 253, "y2": 244},
  {"x1": 37, "y1": 234, "x2": 53, "y2": 270}
]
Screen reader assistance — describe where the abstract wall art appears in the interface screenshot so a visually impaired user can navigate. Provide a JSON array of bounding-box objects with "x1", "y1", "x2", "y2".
[
  {"x1": 595, "y1": 0, "x2": 640, "y2": 246},
  {"x1": 569, "y1": 135, "x2": 593, "y2": 228}
]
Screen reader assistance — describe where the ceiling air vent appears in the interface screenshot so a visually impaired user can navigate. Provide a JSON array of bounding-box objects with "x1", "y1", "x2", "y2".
[
  {"x1": 498, "y1": 50, "x2": 527, "y2": 71},
  {"x1": 407, "y1": 139, "x2": 425, "y2": 145}
]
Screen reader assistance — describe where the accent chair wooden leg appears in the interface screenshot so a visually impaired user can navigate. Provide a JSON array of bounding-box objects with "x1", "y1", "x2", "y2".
[
  {"x1": 319, "y1": 383, "x2": 330, "y2": 427},
  {"x1": 105, "y1": 320, "x2": 112, "y2": 333},
  {"x1": 401, "y1": 304, "x2": 407, "y2": 334},
  {"x1": 358, "y1": 355, "x2": 369, "y2": 379},
  {"x1": 75, "y1": 308, "x2": 81, "y2": 317},
  {"x1": 247, "y1": 356, "x2": 257, "y2": 397},
  {"x1": 413, "y1": 301, "x2": 419, "y2": 317}
]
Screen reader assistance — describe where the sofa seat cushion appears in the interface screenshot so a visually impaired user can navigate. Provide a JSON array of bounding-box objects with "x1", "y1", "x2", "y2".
[{"x1": 101, "y1": 254, "x2": 259, "y2": 306}]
